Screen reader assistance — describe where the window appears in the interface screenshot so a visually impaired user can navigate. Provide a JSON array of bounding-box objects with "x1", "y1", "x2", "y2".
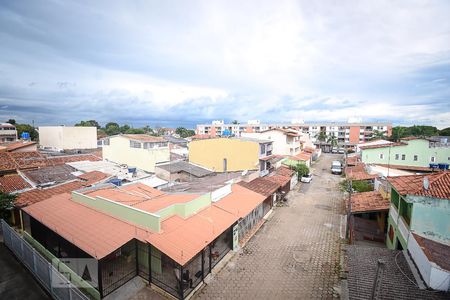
[
  {"x1": 414, "y1": 155, "x2": 418, "y2": 161},
  {"x1": 130, "y1": 140, "x2": 142, "y2": 148},
  {"x1": 430, "y1": 156, "x2": 436, "y2": 163},
  {"x1": 395, "y1": 154, "x2": 399, "y2": 160},
  {"x1": 379, "y1": 153, "x2": 384, "y2": 159},
  {"x1": 104, "y1": 138, "x2": 110, "y2": 146},
  {"x1": 401, "y1": 154, "x2": 406, "y2": 160},
  {"x1": 143, "y1": 142, "x2": 153, "y2": 149},
  {"x1": 260, "y1": 144, "x2": 265, "y2": 155}
]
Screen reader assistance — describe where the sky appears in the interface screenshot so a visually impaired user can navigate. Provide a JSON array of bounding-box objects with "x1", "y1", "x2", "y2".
[{"x1": 0, "y1": 0, "x2": 449, "y2": 129}]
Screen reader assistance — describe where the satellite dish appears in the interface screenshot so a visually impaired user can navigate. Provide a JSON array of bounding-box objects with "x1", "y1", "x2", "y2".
[{"x1": 423, "y1": 177, "x2": 429, "y2": 190}]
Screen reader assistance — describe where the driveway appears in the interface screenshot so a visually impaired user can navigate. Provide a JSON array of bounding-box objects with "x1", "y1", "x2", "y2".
[
  {"x1": 195, "y1": 154, "x2": 345, "y2": 299},
  {"x1": 0, "y1": 242, "x2": 50, "y2": 300}
]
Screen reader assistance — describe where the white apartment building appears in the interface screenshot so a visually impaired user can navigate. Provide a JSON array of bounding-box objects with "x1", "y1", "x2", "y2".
[
  {"x1": 241, "y1": 128, "x2": 302, "y2": 156},
  {"x1": 38, "y1": 126, "x2": 97, "y2": 150},
  {"x1": 0, "y1": 123, "x2": 18, "y2": 142}
]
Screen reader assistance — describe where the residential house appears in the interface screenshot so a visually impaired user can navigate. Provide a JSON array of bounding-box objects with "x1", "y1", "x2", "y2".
[
  {"x1": 356, "y1": 139, "x2": 392, "y2": 153},
  {"x1": 360, "y1": 137, "x2": 450, "y2": 171},
  {"x1": 188, "y1": 137, "x2": 274, "y2": 174},
  {"x1": 38, "y1": 126, "x2": 97, "y2": 150},
  {"x1": 238, "y1": 177, "x2": 282, "y2": 212},
  {"x1": 266, "y1": 166, "x2": 296, "y2": 195},
  {"x1": 0, "y1": 141, "x2": 37, "y2": 153},
  {"x1": 282, "y1": 152, "x2": 312, "y2": 168},
  {"x1": 16, "y1": 180, "x2": 268, "y2": 299},
  {"x1": 102, "y1": 134, "x2": 170, "y2": 173},
  {"x1": 241, "y1": 128, "x2": 302, "y2": 156},
  {"x1": 386, "y1": 172, "x2": 450, "y2": 291},
  {"x1": 0, "y1": 123, "x2": 18, "y2": 142}
]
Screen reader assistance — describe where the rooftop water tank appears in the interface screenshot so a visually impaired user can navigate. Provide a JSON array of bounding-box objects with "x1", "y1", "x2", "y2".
[
  {"x1": 109, "y1": 178, "x2": 122, "y2": 186},
  {"x1": 438, "y1": 163, "x2": 449, "y2": 170},
  {"x1": 21, "y1": 132, "x2": 30, "y2": 139}
]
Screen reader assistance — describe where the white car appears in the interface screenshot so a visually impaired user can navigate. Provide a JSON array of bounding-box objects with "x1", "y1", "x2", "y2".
[
  {"x1": 331, "y1": 161, "x2": 342, "y2": 175},
  {"x1": 301, "y1": 173, "x2": 313, "y2": 183}
]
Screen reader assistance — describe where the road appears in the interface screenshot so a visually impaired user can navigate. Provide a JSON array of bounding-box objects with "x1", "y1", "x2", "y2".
[{"x1": 195, "y1": 154, "x2": 345, "y2": 299}]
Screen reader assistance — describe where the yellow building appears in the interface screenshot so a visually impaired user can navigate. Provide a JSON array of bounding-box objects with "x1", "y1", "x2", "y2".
[
  {"x1": 103, "y1": 134, "x2": 170, "y2": 173},
  {"x1": 189, "y1": 137, "x2": 273, "y2": 173}
]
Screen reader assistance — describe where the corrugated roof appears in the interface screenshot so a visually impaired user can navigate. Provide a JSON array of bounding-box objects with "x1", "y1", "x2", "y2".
[
  {"x1": 22, "y1": 164, "x2": 77, "y2": 186},
  {"x1": 157, "y1": 161, "x2": 213, "y2": 177},
  {"x1": 388, "y1": 172, "x2": 450, "y2": 200},
  {"x1": 238, "y1": 177, "x2": 281, "y2": 197},
  {"x1": 15, "y1": 171, "x2": 109, "y2": 207},
  {"x1": 22, "y1": 193, "x2": 150, "y2": 259},
  {"x1": 0, "y1": 174, "x2": 31, "y2": 193},
  {"x1": 121, "y1": 134, "x2": 165, "y2": 142},
  {"x1": 412, "y1": 233, "x2": 450, "y2": 272},
  {"x1": 350, "y1": 191, "x2": 390, "y2": 213}
]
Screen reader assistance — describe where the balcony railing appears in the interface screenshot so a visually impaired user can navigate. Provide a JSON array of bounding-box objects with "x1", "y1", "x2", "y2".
[{"x1": 398, "y1": 216, "x2": 409, "y2": 242}]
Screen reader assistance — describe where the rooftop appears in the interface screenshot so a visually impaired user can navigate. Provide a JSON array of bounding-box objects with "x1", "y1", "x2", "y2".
[
  {"x1": 15, "y1": 171, "x2": 109, "y2": 207},
  {"x1": 0, "y1": 141, "x2": 36, "y2": 152},
  {"x1": 388, "y1": 172, "x2": 450, "y2": 200},
  {"x1": 275, "y1": 166, "x2": 295, "y2": 178},
  {"x1": 345, "y1": 164, "x2": 379, "y2": 181},
  {"x1": 238, "y1": 177, "x2": 281, "y2": 197},
  {"x1": 22, "y1": 164, "x2": 77, "y2": 186},
  {"x1": 156, "y1": 161, "x2": 213, "y2": 177},
  {"x1": 374, "y1": 163, "x2": 432, "y2": 172},
  {"x1": 350, "y1": 191, "x2": 390, "y2": 213},
  {"x1": 412, "y1": 233, "x2": 450, "y2": 272},
  {"x1": 121, "y1": 134, "x2": 165, "y2": 142},
  {"x1": 0, "y1": 174, "x2": 32, "y2": 193},
  {"x1": 346, "y1": 244, "x2": 449, "y2": 300},
  {"x1": 359, "y1": 142, "x2": 406, "y2": 150}
]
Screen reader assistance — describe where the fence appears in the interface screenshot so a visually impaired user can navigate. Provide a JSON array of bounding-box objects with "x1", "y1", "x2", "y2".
[{"x1": 1, "y1": 220, "x2": 93, "y2": 300}]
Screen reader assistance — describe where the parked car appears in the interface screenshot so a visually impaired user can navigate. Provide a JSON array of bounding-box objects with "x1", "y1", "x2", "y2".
[
  {"x1": 338, "y1": 148, "x2": 345, "y2": 154},
  {"x1": 331, "y1": 161, "x2": 342, "y2": 175},
  {"x1": 331, "y1": 148, "x2": 338, "y2": 153},
  {"x1": 301, "y1": 173, "x2": 313, "y2": 183}
]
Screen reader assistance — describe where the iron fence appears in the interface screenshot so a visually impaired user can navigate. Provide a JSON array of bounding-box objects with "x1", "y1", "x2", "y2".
[{"x1": 1, "y1": 220, "x2": 92, "y2": 300}]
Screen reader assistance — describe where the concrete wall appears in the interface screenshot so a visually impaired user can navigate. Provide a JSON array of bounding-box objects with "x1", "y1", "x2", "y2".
[
  {"x1": 241, "y1": 131, "x2": 301, "y2": 156},
  {"x1": 189, "y1": 138, "x2": 259, "y2": 172},
  {"x1": 103, "y1": 135, "x2": 170, "y2": 172},
  {"x1": 72, "y1": 191, "x2": 161, "y2": 232},
  {"x1": 361, "y1": 139, "x2": 450, "y2": 167},
  {"x1": 39, "y1": 126, "x2": 97, "y2": 150},
  {"x1": 156, "y1": 193, "x2": 211, "y2": 220},
  {"x1": 409, "y1": 196, "x2": 450, "y2": 244}
]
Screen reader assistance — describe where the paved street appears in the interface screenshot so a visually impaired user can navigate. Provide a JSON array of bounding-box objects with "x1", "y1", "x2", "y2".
[{"x1": 195, "y1": 154, "x2": 345, "y2": 299}]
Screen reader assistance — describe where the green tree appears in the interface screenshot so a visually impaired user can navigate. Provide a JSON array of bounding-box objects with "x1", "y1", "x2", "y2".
[
  {"x1": 372, "y1": 130, "x2": 386, "y2": 139},
  {"x1": 439, "y1": 127, "x2": 450, "y2": 136},
  {"x1": 6, "y1": 119, "x2": 16, "y2": 125},
  {"x1": 327, "y1": 135, "x2": 338, "y2": 147},
  {"x1": 0, "y1": 191, "x2": 16, "y2": 220},
  {"x1": 315, "y1": 131, "x2": 327, "y2": 142},
  {"x1": 175, "y1": 127, "x2": 195, "y2": 138},
  {"x1": 119, "y1": 124, "x2": 131, "y2": 134},
  {"x1": 75, "y1": 120, "x2": 100, "y2": 129},
  {"x1": 125, "y1": 128, "x2": 145, "y2": 134},
  {"x1": 104, "y1": 122, "x2": 120, "y2": 136},
  {"x1": 232, "y1": 120, "x2": 239, "y2": 124},
  {"x1": 16, "y1": 124, "x2": 38, "y2": 140},
  {"x1": 291, "y1": 163, "x2": 309, "y2": 178}
]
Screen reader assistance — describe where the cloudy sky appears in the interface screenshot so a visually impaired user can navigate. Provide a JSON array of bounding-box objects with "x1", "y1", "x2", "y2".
[{"x1": 0, "y1": 0, "x2": 449, "y2": 128}]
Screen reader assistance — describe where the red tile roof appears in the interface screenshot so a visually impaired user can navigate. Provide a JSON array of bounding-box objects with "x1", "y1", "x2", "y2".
[
  {"x1": 346, "y1": 156, "x2": 360, "y2": 166},
  {"x1": 0, "y1": 152, "x2": 17, "y2": 172},
  {"x1": 213, "y1": 184, "x2": 266, "y2": 219},
  {"x1": 350, "y1": 191, "x2": 390, "y2": 213},
  {"x1": 15, "y1": 171, "x2": 109, "y2": 207},
  {"x1": 275, "y1": 166, "x2": 295, "y2": 178},
  {"x1": 9, "y1": 151, "x2": 48, "y2": 169},
  {"x1": 0, "y1": 174, "x2": 31, "y2": 193},
  {"x1": 303, "y1": 146, "x2": 316, "y2": 153},
  {"x1": 388, "y1": 172, "x2": 450, "y2": 200},
  {"x1": 345, "y1": 164, "x2": 379, "y2": 181},
  {"x1": 266, "y1": 174, "x2": 291, "y2": 186},
  {"x1": 412, "y1": 233, "x2": 450, "y2": 272},
  {"x1": 238, "y1": 177, "x2": 281, "y2": 197},
  {"x1": 374, "y1": 163, "x2": 432, "y2": 172},
  {"x1": 22, "y1": 193, "x2": 150, "y2": 259},
  {"x1": 0, "y1": 141, "x2": 37, "y2": 152},
  {"x1": 288, "y1": 152, "x2": 311, "y2": 162}
]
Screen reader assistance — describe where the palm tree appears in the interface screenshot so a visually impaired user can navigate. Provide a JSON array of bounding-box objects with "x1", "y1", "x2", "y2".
[
  {"x1": 327, "y1": 135, "x2": 338, "y2": 147},
  {"x1": 315, "y1": 131, "x2": 327, "y2": 142}
]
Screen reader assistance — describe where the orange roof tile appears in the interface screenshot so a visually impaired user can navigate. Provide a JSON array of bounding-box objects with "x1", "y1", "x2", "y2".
[
  {"x1": 350, "y1": 191, "x2": 390, "y2": 213},
  {"x1": 15, "y1": 171, "x2": 109, "y2": 207},
  {"x1": 388, "y1": 172, "x2": 450, "y2": 200},
  {"x1": 412, "y1": 233, "x2": 450, "y2": 272},
  {"x1": 0, "y1": 174, "x2": 31, "y2": 193},
  {"x1": 266, "y1": 174, "x2": 291, "y2": 186},
  {"x1": 373, "y1": 163, "x2": 432, "y2": 172},
  {"x1": 147, "y1": 205, "x2": 238, "y2": 266},
  {"x1": 1, "y1": 141, "x2": 37, "y2": 152},
  {"x1": 213, "y1": 184, "x2": 266, "y2": 218},
  {"x1": 22, "y1": 193, "x2": 150, "y2": 259},
  {"x1": 238, "y1": 177, "x2": 281, "y2": 197},
  {"x1": 0, "y1": 152, "x2": 17, "y2": 172},
  {"x1": 345, "y1": 164, "x2": 378, "y2": 181}
]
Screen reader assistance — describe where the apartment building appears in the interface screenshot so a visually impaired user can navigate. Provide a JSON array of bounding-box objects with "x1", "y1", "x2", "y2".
[
  {"x1": 360, "y1": 137, "x2": 450, "y2": 170},
  {"x1": 196, "y1": 120, "x2": 392, "y2": 145},
  {"x1": 103, "y1": 134, "x2": 170, "y2": 172},
  {"x1": 0, "y1": 123, "x2": 18, "y2": 142},
  {"x1": 241, "y1": 128, "x2": 302, "y2": 156},
  {"x1": 188, "y1": 137, "x2": 274, "y2": 174}
]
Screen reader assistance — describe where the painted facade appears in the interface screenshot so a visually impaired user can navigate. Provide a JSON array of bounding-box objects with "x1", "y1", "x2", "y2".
[
  {"x1": 102, "y1": 135, "x2": 170, "y2": 173},
  {"x1": 38, "y1": 126, "x2": 97, "y2": 150},
  {"x1": 361, "y1": 138, "x2": 450, "y2": 168},
  {"x1": 241, "y1": 129, "x2": 301, "y2": 156},
  {"x1": 188, "y1": 138, "x2": 273, "y2": 172}
]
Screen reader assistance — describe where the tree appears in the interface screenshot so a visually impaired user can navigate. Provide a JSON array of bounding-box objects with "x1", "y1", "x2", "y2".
[
  {"x1": 175, "y1": 127, "x2": 195, "y2": 138},
  {"x1": 0, "y1": 191, "x2": 16, "y2": 220},
  {"x1": 119, "y1": 124, "x2": 131, "y2": 134},
  {"x1": 315, "y1": 131, "x2": 327, "y2": 142},
  {"x1": 439, "y1": 127, "x2": 450, "y2": 136},
  {"x1": 104, "y1": 122, "x2": 120, "y2": 136},
  {"x1": 6, "y1": 119, "x2": 16, "y2": 125},
  {"x1": 327, "y1": 135, "x2": 338, "y2": 147},
  {"x1": 75, "y1": 120, "x2": 100, "y2": 129},
  {"x1": 291, "y1": 162, "x2": 309, "y2": 178},
  {"x1": 372, "y1": 130, "x2": 385, "y2": 139},
  {"x1": 231, "y1": 120, "x2": 239, "y2": 124},
  {"x1": 125, "y1": 128, "x2": 145, "y2": 134},
  {"x1": 15, "y1": 124, "x2": 38, "y2": 141}
]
